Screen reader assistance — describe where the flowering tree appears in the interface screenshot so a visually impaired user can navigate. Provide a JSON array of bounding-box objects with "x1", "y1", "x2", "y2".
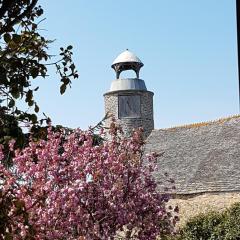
[
  {"x1": 0, "y1": 124, "x2": 177, "y2": 239},
  {"x1": 0, "y1": 0, "x2": 78, "y2": 166}
]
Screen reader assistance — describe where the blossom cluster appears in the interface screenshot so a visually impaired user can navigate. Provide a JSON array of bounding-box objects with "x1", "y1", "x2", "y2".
[{"x1": 0, "y1": 124, "x2": 177, "y2": 239}]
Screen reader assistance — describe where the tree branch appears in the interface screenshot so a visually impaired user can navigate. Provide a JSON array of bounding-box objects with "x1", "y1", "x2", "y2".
[
  {"x1": 0, "y1": 0, "x2": 38, "y2": 35},
  {"x1": 0, "y1": 0, "x2": 18, "y2": 19}
]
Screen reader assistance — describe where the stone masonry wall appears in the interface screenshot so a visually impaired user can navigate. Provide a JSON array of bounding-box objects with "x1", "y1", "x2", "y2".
[
  {"x1": 169, "y1": 192, "x2": 240, "y2": 226},
  {"x1": 104, "y1": 90, "x2": 154, "y2": 138}
]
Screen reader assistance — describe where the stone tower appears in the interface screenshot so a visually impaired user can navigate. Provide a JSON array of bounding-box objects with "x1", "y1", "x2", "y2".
[{"x1": 104, "y1": 50, "x2": 154, "y2": 138}]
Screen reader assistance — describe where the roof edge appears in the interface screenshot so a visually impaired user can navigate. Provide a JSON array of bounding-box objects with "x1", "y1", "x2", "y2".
[
  {"x1": 169, "y1": 189, "x2": 240, "y2": 197},
  {"x1": 154, "y1": 114, "x2": 240, "y2": 131}
]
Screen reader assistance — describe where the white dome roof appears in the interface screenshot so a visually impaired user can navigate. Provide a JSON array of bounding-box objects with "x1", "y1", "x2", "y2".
[{"x1": 112, "y1": 50, "x2": 143, "y2": 65}]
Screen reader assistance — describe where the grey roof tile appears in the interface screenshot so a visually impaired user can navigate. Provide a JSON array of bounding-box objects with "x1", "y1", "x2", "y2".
[{"x1": 144, "y1": 116, "x2": 240, "y2": 194}]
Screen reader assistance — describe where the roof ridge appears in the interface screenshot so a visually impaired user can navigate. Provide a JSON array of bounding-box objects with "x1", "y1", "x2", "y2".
[{"x1": 155, "y1": 114, "x2": 240, "y2": 131}]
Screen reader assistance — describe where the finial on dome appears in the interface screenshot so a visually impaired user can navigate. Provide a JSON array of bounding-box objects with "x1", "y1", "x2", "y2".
[{"x1": 111, "y1": 50, "x2": 143, "y2": 79}]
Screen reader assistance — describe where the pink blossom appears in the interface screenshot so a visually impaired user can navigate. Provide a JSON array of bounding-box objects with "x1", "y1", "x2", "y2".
[
  {"x1": 0, "y1": 125, "x2": 177, "y2": 239},
  {"x1": 9, "y1": 139, "x2": 16, "y2": 152}
]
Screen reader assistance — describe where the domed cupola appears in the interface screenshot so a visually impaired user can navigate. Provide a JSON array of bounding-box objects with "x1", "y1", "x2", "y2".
[
  {"x1": 109, "y1": 50, "x2": 147, "y2": 92},
  {"x1": 111, "y1": 49, "x2": 143, "y2": 79},
  {"x1": 104, "y1": 50, "x2": 154, "y2": 138}
]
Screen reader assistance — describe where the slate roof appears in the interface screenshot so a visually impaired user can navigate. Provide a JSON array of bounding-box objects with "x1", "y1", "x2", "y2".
[{"x1": 144, "y1": 115, "x2": 240, "y2": 194}]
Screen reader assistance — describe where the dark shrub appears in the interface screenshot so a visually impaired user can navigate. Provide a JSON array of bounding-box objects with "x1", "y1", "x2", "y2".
[{"x1": 168, "y1": 203, "x2": 240, "y2": 240}]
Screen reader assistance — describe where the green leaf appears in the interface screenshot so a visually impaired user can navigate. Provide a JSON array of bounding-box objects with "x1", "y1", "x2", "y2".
[
  {"x1": 60, "y1": 84, "x2": 67, "y2": 95},
  {"x1": 34, "y1": 104, "x2": 39, "y2": 113},
  {"x1": 8, "y1": 99, "x2": 15, "y2": 108},
  {"x1": 36, "y1": 8, "x2": 44, "y2": 16},
  {"x1": 28, "y1": 100, "x2": 34, "y2": 107},
  {"x1": 23, "y1": 81, "x2": 30, "y2": 87},
  {"x1": 14, "y1": 109, "x2": 21, "y2": 115},
  {"x1": 70, "y1": 63, "x2": 75, "y2": 71},
  {"x1": 32, "y1": 23, "x2": 37, "y2": 30},
  {"x1": 67, "y1": 45, "x2": 73, "y2": 50},
  {"x1": 18, "y1": 114, "x2": 26, "y2": 121},
  {"x1": 26, "y1": 90, "x2": 33, "y2": 103},
  {"x1": 3, "y1": 33, "x2": 11, "y2": 43},
  {"x1": 11, "y1": 90, "x2": 20, "y2": 99},
  {"x1": 62, "y1": 77, "x2": 70, "y2": 85},
  {"x1": 12, "y1": 34, "x2": 21, "y2": 44},
  {"x1": 30, "y1": 114, "x2": 37, "y2": 123},
  {"x1": 30, "y1": 68, "x2": 39, "y2": 79},
  {"x1": 0, "y1": 68, "x2": 7, "y2": 83}
]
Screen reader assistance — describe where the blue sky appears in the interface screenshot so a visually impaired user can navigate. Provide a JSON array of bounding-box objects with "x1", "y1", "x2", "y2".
[{"x1": 35, "y1": 0, "x2": 238, "y2": 129}]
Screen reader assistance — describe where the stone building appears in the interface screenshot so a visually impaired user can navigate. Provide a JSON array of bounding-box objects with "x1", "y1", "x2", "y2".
[
  {"x1": 104, "y1": 50, "x2": 240, "y2": 224},
  {"x1": 104, "y1": 50, "x2": 154, "y2": 138}
]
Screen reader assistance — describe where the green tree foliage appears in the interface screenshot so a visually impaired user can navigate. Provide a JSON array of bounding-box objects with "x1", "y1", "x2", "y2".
[
  {"x1": 170, "y1": 203, "x2": 240, "y2": 240},
  {"x1": 0, "y1": 0, "x2": 78, "y2": 161}
]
